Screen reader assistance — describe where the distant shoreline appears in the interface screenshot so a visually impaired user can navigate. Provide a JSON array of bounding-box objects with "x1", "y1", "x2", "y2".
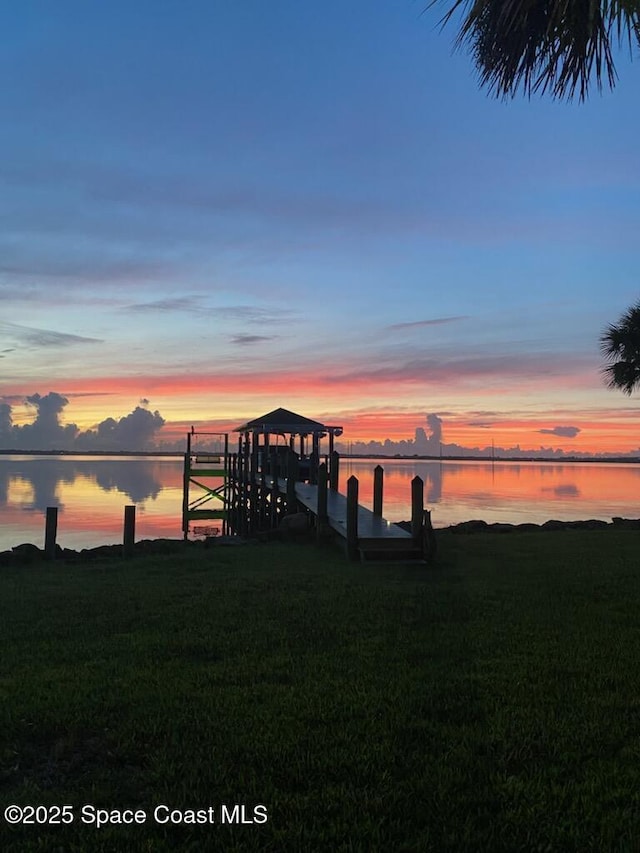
[
  {"x1": 0, "y1": 449, "x2": 183, "y2": 457},
  {"x1": 0, "y1": 450, "x2": 639, "y2": 464},
  {"x1": 344, "y1": 454, "x2": 640, "y2": 464}
]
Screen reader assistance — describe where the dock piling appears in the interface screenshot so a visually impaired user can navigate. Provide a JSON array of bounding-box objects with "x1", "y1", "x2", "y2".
[
  {"x1": 317, "y1": 462, "x2": 328, "y2": 543},
  {"x1": 330, "y1": 451, "x2": 339, "y2": 491},
  {"x1": 44, "y1": 506, "x2": 58, "y2": 560},
  {"x1": 123, "y1": 505, "x2": 136, "y2": 558},
  {"x1": 287, "y1": 451, "x2": 299, "y2": 513},
  {"x1": 373, "y1": 465, "x2": 384, "y2": 517},
  {"x1": 346, "y1": 475, "x2": 359, "y2": 560},
  {"x1": 411, "y1": 476, "x2": 424, "y2": 550}
]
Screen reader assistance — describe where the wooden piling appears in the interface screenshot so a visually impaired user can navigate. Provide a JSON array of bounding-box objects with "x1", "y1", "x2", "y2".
[
  {"x1": 287, "y1": 450, "x2": 299, "y2": 513},
  {"x1": 181, "y1": 433, "x2": 191, "y2": 538},
  {"x1": 270, "y1": 474, "x2": 279, "y2": 528},
  {"x1": 316, "y1": 462, "x2": 328, "y2": 543},
  {"x1": 373, "y1": 465, "x2": 384, "y2": 517},
  {"x1": 411, "y1": 476, "x2": 424, "y2": 549},
  {"x1": 44, "y1": 506, "x2": 58, "y2": 560},
  {"x1": 123, "y1": 505, "x2": 136, "y2": 558},
  {"x1": 330, "y1": 451, "x2": 339, "y2": 491},
  {"x1": 346, "y1": 475, "x2": 359, "y2": 561}
]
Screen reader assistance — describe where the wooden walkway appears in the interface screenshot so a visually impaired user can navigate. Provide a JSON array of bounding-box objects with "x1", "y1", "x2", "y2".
[
  {"x1": 291, "y1": 481, "x2": 409, "y2": 540},
  {"x1": 265, "y1": 477, "x2": 422, "y2": 561}
]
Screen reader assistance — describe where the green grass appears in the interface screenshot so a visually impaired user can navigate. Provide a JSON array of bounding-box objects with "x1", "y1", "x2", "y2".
[{"x1": 1, "y1": 531, "x2": 640, "y2": 852}]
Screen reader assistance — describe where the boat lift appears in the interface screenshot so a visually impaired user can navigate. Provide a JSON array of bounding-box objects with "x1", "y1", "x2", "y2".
[{"x1": 182, "y1": 431, "x2": 230, "y2": 537}]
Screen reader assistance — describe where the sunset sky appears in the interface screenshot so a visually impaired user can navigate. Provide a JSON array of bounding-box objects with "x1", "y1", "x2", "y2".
[{"x1": 2, "y1": 1, "x2": 639, "y2": 454}]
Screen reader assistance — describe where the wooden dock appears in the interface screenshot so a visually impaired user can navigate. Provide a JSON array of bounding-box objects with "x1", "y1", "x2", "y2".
[
  {"x1": 270, "y1": 477, "x2": 425, "y2": 562},
  {"x1": 183, "y1": 419, "x2": 432, "y2": 562}
]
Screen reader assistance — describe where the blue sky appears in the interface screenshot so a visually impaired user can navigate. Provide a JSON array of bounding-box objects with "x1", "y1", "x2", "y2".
[{"x1": 1, "y1": 0, "x2": 639, "y2": 453}]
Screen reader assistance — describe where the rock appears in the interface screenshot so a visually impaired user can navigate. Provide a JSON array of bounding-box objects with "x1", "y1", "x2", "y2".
[
  {"x1": 61, "y1": 548, "x2": 81, "y2": 560},
  {"x1": 134, "y1": 538, "x2": 186, "y2": 555},
  {"x1": 11, "y1": 543, "x2": 43, "y2": 562},
  {"x1": 80, "y1": 544, "x2": 122, "y2": 559},
  {"x1": 541, "y1": 519, "x2": 609, "y2": 531},
  {"x1": 278, "y1": 511, "x2": 311, "y2": 542},
  {"x1": 203, "y1": 535, "x2": 249, "y2": 547},
  {"x1": 612, "y1": 517, "x2": 640, "y2": 529},
  {"x1": 451, "y1": 520, "x2": 489, "y2": 533},
  {"x1": 279, "y1": 512, "x2": 309, "y2": 532},
  {"x1": 486, "y1": 523, "x2": 516, "y2": 533},
  {"x1": 541, "y1": 520, "x2": 568, "y2": 530}
]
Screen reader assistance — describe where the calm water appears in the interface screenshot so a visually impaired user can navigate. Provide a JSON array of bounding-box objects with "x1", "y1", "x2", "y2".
[{"x1": 1, "y1": 454, "x2": 639, "y2": 551}]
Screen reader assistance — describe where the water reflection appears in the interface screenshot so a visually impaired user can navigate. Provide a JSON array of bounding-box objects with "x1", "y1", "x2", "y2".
[
  {"x1": 2, "y1": 454, "x2": 640, "y2": 551},
  {"x1": 0, "y1": 456, "x2": 166, "y2": 510},
  {"x1": 0, "y1": 455, "x2": 183, "y2": 550},
  {"x1": 343, "y1": 458, "x2": 640, "y2": 527},
  {"x1": 542, "y1": 484, "x2": 581, "y2": 497}
]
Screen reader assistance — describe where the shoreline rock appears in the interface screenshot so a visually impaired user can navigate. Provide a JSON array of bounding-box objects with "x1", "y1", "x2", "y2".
[
  {"x1": 0, "y1": 534, "x2": 253, "y2": 567},
  {"x1": 396, "y1": 517, "x2": 640, "y2": 534},
  {"x1": 2, "y1": 517, "x2": 639, "y2": 567}
]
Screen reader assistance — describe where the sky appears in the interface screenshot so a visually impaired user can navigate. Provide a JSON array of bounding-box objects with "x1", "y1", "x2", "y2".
[{"x1": 1, "y1": 0, "x2": 639, "y2": 455}]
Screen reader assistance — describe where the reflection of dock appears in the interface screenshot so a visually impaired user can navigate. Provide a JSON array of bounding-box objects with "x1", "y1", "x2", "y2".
[{"x1": 182, "y1": 409, "x2": 431, "y2": 562}]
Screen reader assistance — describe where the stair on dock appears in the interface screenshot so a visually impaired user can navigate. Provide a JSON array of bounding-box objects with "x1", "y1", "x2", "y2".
[{"x1": 356, "y1": 537, "x2": 425, "y2": 563}]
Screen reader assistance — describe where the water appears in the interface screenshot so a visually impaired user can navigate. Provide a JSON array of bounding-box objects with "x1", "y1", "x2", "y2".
[
  {"x1": 0, "y1": 455, "x2": 184, "y2": 551},
  {"x1": 1, "y1": 455, "x2": 639, "y2": 551},
  {"x1": 342, "y1": 458, "x2": 640, "y2": 528}
]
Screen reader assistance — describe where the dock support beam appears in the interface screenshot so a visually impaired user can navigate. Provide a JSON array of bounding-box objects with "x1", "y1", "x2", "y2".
[
  {"x1": 287, "y1": 450, "x2": 299, "y2": 513},
  {"x1": 316, "y1": 462, "x2": 328, "y2": 544},
  {"x1": 373, "y1": 465, "x2": 383, "y2": 517},
  {"x1": 44, "y1": 506, "x2": 58, "y2": 560},
  {"x1": 411, "y1": 476, "x2": 424, "y2": 554},
  {"x1": 330, "y1": 451, "x2": 339, "y2": 491},
  {"x1": 346, "y1": 475, "x2": 359, "y2": 561},
  {"x1": 123, "y1": 505, "x2": 136, "y2": 558}
]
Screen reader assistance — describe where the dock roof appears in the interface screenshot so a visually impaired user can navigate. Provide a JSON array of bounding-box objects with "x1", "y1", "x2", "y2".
[{"x1": 234, "y1": 407, "x2": 342, "y2": 436}]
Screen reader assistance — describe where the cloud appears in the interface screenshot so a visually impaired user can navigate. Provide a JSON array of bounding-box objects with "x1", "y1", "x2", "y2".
[
  {"x1": 320, "y1": 352, "x2": 591, "y2": 387},
  {"x1": 539, "y1": 426, "x2": 581, "y2": 438},
  {"x1": 0, "y1": 402, "x2": 12, "y2": 439},
  {"x1": 15, "y1": 392, "x2": 79, "y2": 450},
  {"x1": 125, "y1": 296, "x2": 201, "y2": 312},
  {"x1": 0, "y1": 256, "x2": 175, "y2": 287},
  {"x1": 215, "y1": 306, "x2": 295, "y2": 324},
  {"x1": 77, "y1": 406, "x2": 165, "y2": 451},
  {"x1": 230, "y1": 334, "x2": 277, "y2": 345},
  {"x1": 0, "y1": 321, "x2": 102, "y2": 348},
  {"x1": 386, "y1": 316, "x2": 468, "y2": 331},
  {"x1": 0, "y1": 393, "x2": 167, "y2": 451}
]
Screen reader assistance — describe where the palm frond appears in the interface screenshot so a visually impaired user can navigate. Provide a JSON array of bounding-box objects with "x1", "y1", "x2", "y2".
[
  {"x1": 600, "y1": 301, "x2": 640, "y2": 395},
  {"x1": 433, "y1": 0, "x2": 640, "y2": 99},
  {"x1": 602, "y1": 359, "x2": 640, "y2": 394}
]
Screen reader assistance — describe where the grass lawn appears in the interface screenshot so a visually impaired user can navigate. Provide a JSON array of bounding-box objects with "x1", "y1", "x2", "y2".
[{"x1": 1, "y1": 531, "x2": 640, "y2": 852}]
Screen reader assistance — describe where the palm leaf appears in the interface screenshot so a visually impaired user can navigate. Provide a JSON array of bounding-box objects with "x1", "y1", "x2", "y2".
[
  {"x1": 600, "y1": 301, "x2": 640, "y2": 395},
  {"x1": 433, "y1": 0, "x2": 640, "y2": 99}
]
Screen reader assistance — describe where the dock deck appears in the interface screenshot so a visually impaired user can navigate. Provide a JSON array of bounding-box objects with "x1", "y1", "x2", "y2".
[
  {"x1": 291, "y1": 481, "x2": 409, "y2": 540},
  {"x1": 265, "y1": 477, "x2": 422, "y2": 561}
]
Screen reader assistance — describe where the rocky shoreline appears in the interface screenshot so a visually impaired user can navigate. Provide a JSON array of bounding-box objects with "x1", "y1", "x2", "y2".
[
  {"x1": 2, "y1": 516, "x2": 639, "y2": 567},
  {"x1": 0, "y1": 535, "x2": 249, "y2": 566},
  {"x1": 397, "y1": 517, "x2": 640, "y2": 534}
]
